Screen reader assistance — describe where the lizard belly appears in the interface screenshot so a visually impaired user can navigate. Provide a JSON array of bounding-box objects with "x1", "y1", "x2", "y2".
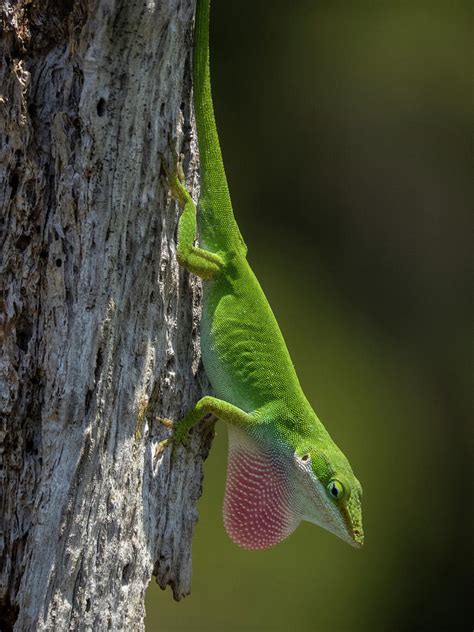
[{"x1": 200, "y1": 260, "x2": 304, "y2": 414}]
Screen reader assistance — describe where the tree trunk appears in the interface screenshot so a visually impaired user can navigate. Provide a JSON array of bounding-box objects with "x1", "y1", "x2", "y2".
[{"x1": 0, "y1": 0, "x2": 210, "y2": 630}]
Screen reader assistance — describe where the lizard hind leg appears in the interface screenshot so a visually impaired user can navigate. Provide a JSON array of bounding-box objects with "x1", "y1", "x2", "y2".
[{"x1": 161, "y1": 146, "x2": 224, "y2": 280}]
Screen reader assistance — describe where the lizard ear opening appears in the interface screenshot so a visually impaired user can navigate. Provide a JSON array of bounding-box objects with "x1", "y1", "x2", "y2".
[{"x1": 223, "y1": 427, "x2": 301, "y2": 550}]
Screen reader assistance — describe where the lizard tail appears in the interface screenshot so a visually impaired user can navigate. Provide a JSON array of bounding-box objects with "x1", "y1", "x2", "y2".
[{"x1": 193, "y1": 0, "x2": 246, "y2": 254}]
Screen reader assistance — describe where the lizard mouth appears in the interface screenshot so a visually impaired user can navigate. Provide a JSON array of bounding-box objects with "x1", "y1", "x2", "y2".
[
  {"x1": 341, "y1": 505, "x2": 364, "y2": 548},
  {"x1": 349, "y1": 528, "x2": 364, "y2": 548}
]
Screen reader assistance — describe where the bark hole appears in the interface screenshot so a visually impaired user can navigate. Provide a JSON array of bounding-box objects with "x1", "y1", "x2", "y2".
[{"x1": 96, "y1": 98, "x2": 106, "y2": 117}]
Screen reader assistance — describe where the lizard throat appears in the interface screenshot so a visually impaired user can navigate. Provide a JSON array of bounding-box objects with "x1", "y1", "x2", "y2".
[{"x1": 223, "y1": 427, "x2": 300, "y2": 550}]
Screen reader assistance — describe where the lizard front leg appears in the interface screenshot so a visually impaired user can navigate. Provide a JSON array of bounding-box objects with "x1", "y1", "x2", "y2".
[
  {"x1": 155, "y1": 396, "x2": 253, "y2": 457},
  {"x1": 163, "y1": 150, "x2": 224, "y2": 279}
]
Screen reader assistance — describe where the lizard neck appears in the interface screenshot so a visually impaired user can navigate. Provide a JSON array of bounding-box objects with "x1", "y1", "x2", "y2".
[{"x1": 193, "y1": 0, "x2": 245, "y2": 254}]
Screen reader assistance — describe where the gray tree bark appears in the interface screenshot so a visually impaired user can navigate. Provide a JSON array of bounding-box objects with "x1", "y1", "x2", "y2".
[{"x1": 0, "y1": 0, "x2": 210, "y2": 630}]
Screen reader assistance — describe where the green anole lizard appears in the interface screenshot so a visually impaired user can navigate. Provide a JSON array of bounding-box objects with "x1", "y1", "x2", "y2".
[{"x1": 159, "y1": 0, "x2": 364, "y2": 550}]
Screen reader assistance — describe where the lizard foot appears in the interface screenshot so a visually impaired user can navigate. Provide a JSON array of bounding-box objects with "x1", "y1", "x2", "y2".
[
  {"x1": 160, "y1": 138, "x2": 188, "y2": 203},
  {"x1": 156, "y1": 416, "x2": 174, "y2": 429},
  {"x1": 153, "y1": 416, "x2": 190, "y2": 460},
  {"x1": 153, "y1": 415, "x2": 175, "y2": 459}
]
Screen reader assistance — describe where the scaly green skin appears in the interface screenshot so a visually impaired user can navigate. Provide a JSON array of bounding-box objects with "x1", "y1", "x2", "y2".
[{"x1": 162, "y1": 0, "x2": 364, "y2": 549}]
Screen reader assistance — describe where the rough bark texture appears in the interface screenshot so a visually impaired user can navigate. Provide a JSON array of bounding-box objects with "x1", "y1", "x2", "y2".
[{"x1": 0, "y1": 0, "x2": 210, "y2": 630}]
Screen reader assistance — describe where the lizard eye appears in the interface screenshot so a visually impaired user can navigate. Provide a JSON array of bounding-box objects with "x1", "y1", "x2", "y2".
[
  {"x1": 327, "y1": 479, "x2": 345, "y2": 501},
  {"x1": 301, "y1": 453, "x2": 311, "y2": 463}
]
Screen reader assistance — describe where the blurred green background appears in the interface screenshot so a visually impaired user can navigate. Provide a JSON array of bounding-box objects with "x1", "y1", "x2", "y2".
[{"x1": 147, "y1": 1, "x2": 472, "y2": 630}]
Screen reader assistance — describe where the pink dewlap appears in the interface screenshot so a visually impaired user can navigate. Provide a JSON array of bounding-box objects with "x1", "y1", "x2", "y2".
[{"x1": 223, "y1": 440, "x2": 299, "y2": 550}]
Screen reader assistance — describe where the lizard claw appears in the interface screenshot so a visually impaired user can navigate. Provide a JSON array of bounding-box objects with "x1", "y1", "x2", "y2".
[
  {"x1": 156, "y1": 416, "x2": 174, "y2": 429},
  {"x1": 154, "y1": 431, "x2": 192, "y2": 460},
  {"x1": 153, "y1": 415, "x2": 175, "y2": 459},
  {"x1": 154, "y1": 437, "x2": 173, "y2": 459},
  {"x1": 153, "y1": 415, "x2": 192, "y2": 460}
]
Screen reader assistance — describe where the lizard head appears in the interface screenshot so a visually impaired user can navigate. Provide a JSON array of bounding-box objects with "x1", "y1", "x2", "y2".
[
  {"x1": 223, "y1": 425, "x2": 363, "y2": 550},
  {"x1": 293, "y1": 441, "x2": 364, "y2": 548}
]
